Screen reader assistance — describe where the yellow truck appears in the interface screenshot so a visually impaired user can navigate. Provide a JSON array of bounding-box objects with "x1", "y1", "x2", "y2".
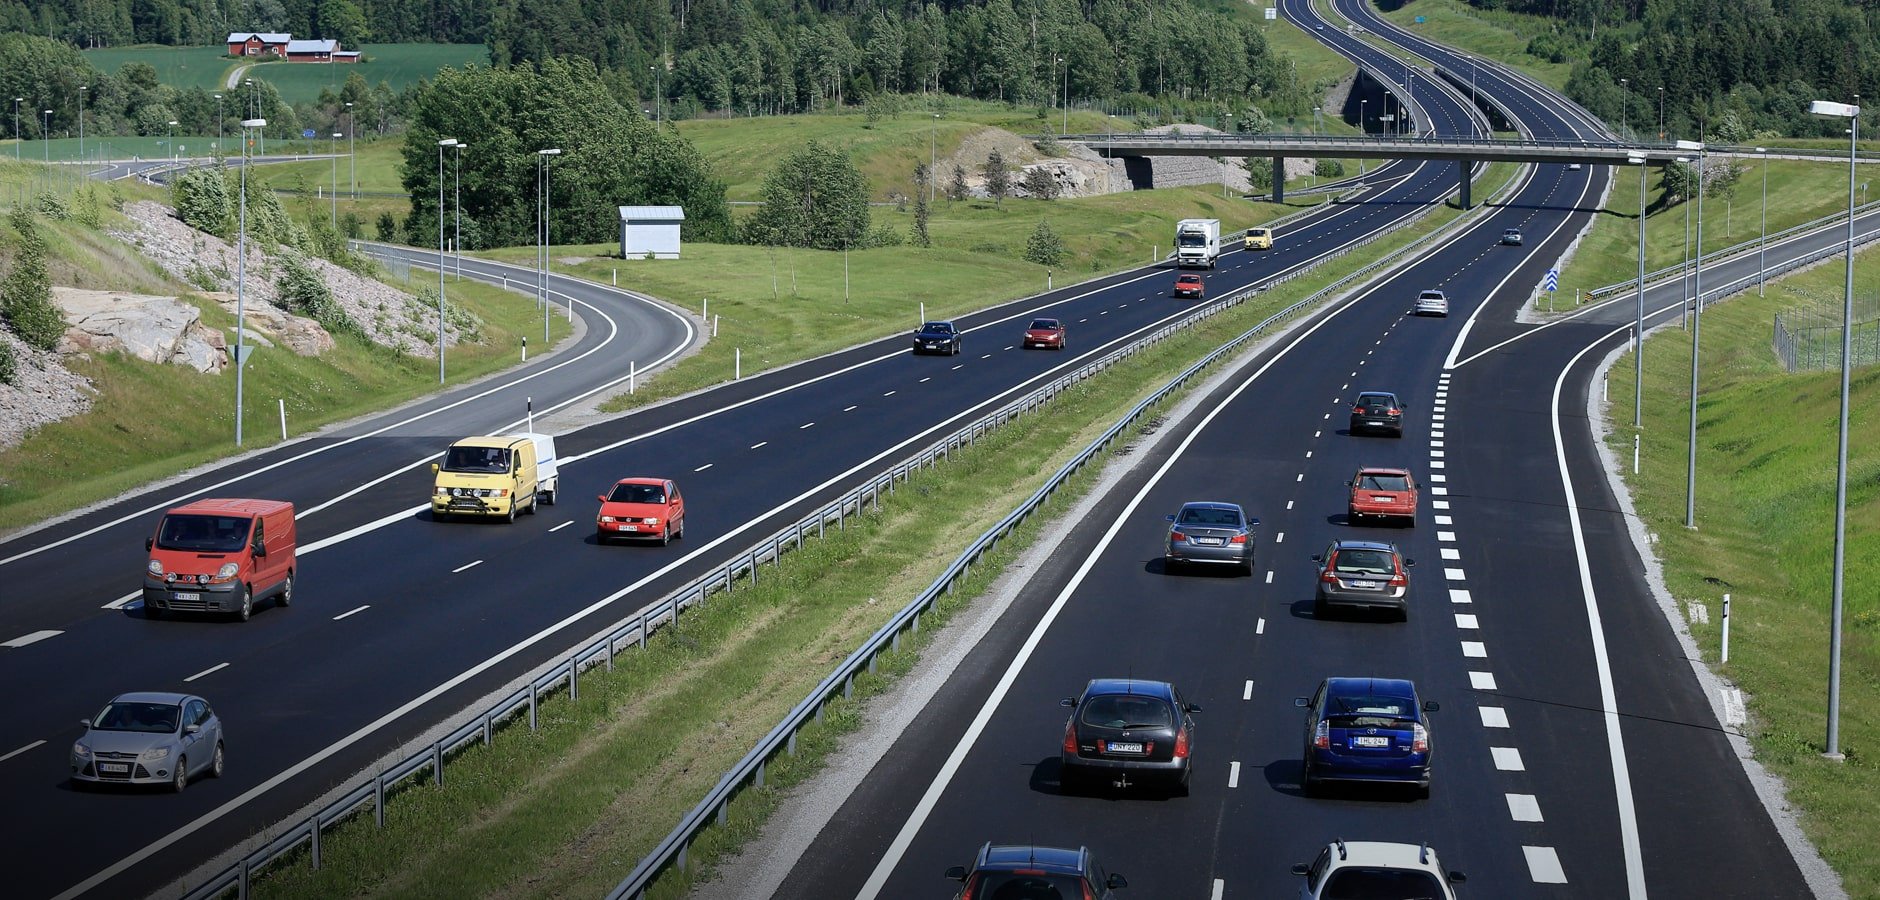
[
  {"x1": 1244, "y1": 227, "x2": 1274, "y2": 250},
  {"x1": 430, "y1": 433, "x2": 559, "y2": 522}
]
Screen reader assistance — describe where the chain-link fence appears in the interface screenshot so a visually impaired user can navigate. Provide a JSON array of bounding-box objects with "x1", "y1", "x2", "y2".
[{"x1": 1774, "y1": 310, "x2": 1880, "y2": 371}]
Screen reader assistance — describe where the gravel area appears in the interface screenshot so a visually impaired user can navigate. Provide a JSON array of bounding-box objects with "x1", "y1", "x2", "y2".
[{"x1": 0, "y1": 330, "x2": 95, "y2": 452}]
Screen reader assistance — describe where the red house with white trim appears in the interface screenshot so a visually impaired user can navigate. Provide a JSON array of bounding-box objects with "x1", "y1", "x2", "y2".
[{"x1": 226, "y1": 32, "x2": 291, "y2": 57}]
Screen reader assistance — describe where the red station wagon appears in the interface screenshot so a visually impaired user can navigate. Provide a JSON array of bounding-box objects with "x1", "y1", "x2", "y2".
[
  {"x1": 596, "y1": 477, "x2": 686, "y2": 545},
  {"x1": 1347, "y1": 467, "x2": 1418, "y2": 527}
]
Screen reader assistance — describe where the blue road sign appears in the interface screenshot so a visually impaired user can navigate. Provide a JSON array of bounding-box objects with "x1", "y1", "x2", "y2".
[
  {"x1": 1544, "y1": 268, "x2": 1559, "y2": 292},
  {"x1": 1415, "y1": 15, "x2": 1425, "y2": 23},
  {"x1": 302, "y1": 128, "x2": 316, "y2": 138}
]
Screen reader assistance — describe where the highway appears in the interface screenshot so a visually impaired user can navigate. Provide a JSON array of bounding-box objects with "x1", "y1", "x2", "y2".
[
  {"x1": 2, "y1": 78, "x2": 1488, "y2": 897},
  {"x1": 765, "y1": 2, "x2": 1833, "y2": 898}
]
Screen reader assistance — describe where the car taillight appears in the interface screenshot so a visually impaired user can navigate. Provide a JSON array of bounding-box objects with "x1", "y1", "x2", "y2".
[
  {"x1": 1173, "y1": 728, "x2": 1190, "y2": 758},
  {"x1": 1083, "y1": 882, "x2": 1097, "y2": 900},
  {"x1": 1352, "y1": 405, "x2": 1364, "y2": 413},
  {"x1": 1321, "y1": 569, "x2": 1340, "y2": 584},
  {"x1": 1387, "y1": 408, "x2": 1401, "y2": 416},
  {"x1": 1063, "y1": 721, "x2": 1078, "y2": 754},
  {"x1": 1170, "y1": 530, "x2": 1187, "y2": 542},
  {"x1": 1314, "y1": 720, "x2": 1330, "y2": 749},
  {"x1": 1412, "y1": 723, "x2": 1429, "y2": 753},
  {"x1": 1389, "y1": 572, "x2": 1408, "y2": 588},
  {"x1": 1230, "y1": 534, "x2": 1248, "y2": 544},
  {"x1": 961, "y1": 877, "x2": 977, "y2": 900}
]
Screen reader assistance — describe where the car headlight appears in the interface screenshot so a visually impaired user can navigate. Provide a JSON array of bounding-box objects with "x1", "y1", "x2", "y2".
[
  {"x1": 147, "y1": 559, "x2": 163, "y2": 576},
  {"x1": 642, "y1": 517, "x2": 659, "y2": 525},
  {"x1": 599, "y1": 516, "x2": 615, "y2": 523},
  {"x1": 141, "y1": 746, "x2": 170, "y2": 761},
  {"x1": 71, "y1": 742, "x2": 91, "y2": 758},
  {"x1": 216, "y1": 563, "x2": 240, "y2": 579},
  {"x1": 434, "y1": 487, "x2": 449, "y2": 497}
]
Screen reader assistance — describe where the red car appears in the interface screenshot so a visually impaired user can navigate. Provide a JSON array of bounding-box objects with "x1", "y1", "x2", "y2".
[
  {"x1": 596, "y1": 477, "x2": 686, "y2": 545},
  {"x1": 1023, "y1": 317, "x2": 1067, "y2": 350},
  {"x1": 1347, "y1": 467, "x2": 1418, "y2": 527},
  {"x1": 1174, "y1": 274, "x2": 1205, "y2": 298}
]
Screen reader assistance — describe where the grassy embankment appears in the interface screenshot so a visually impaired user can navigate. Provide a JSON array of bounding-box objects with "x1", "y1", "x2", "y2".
[
  {"x1": 1605, "y1": 245, "x2": 1880, "y2": 895},
  {"x1": 1375, "y1": 0, "x2": 1576, "y2": 93},
  {"x1": 0, "y1": 160, "x2": 572, "y2": 530},
  {"x1": 246, "y1": 160, "x2": 1519, "y2": 899}
]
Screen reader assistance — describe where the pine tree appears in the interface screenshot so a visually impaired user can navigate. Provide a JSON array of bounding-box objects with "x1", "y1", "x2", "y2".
[
  {"x1": 1025, "y1": 219, "x2": 1066, "y2": 267},
  {"x1": 1, "y1": 207, "x2": 64, "y2": 352},
  {"x1": 948, "y1": 164, "x2": 968, "y2": 204},
  {"x1": 913, "y1": 194, "x2": 931, "y2": 247},
  {"x1": 1021, "y1": 165, "x2": 1059, "y2": 200},
  {"x1": 984, "y1": 149, "x2": 1011, "y2": 208}
]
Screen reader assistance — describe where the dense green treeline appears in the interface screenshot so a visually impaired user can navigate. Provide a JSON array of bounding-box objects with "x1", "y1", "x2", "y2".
[{"x1": 1446, "y1": 0, "x2": 1878, "y2": 139}]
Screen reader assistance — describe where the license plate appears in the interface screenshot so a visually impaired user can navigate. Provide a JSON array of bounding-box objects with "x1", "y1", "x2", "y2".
[
  {"x1": 622, "y1": 525, "x2": 639, "y2": 532},
  {"x1": 1352, "y1": 736, "x2": 1390, "y2": 748},
  {"x1": 1372, "y1": 496, "x2": 1395, "y2": 502},
  {"x1": 1194, "y1": 537, "x2": 1223, "y2": 546},
  {"x1": 173, "y1": 591, "x2": 200, "y2": 601},
  {"x1": 99, "y1": 762, "x2": 130, "y2": 773},
  {"x1": 1107, "y1": 742, "x2": 1144, "y2": 754},
  {"x1": 1347, "y1": 580, "x2": 1380, "y2": 590}
]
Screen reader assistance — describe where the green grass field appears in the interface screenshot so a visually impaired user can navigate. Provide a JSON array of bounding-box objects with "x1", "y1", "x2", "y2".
[
  {"x1": 82, "y1": 44, "x2": 234, "y2": 92},
  {"x1": 240, "y1": 43, "x2": 488, "y2": 105},
  {"x1": 1375, "y1": 0, "x2": 1576, "y2": 93},
  {"x1": 1605, "y1": 245, "x2": 1880, "y2": 896}
]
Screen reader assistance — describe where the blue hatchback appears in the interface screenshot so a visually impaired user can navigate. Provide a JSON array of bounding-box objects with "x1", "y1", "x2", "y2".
[{"x1": 1296, "y1": 677, "x2": 1438, "y2": 797}]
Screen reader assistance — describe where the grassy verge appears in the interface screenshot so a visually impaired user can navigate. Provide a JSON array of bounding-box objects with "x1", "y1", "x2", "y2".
[
  {"x1": 482, "y1": 185, "x2": 1308, "y2": 413},
  {"x1": 242, "y1": 161, "x2": 1516, "y2": 899},
  {"x1": 1375, "y1": 0, "x2": 1576, "y2": 92},
  {"x1": 1548, "y1": 158, "x2": 1866, "y2": 310},
  {"x1": 1604, "y1": 244, "x2": 1880, "y2": 895}
]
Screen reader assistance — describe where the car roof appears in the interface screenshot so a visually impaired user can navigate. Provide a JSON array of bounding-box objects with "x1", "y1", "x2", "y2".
[
  {"x1": 1356, "y1": 390, "x2": 1399, "y2": 399},
  {"x1": 1326, "y1": 840, "x2": 1446, "y2": 871},
  {"x1": 1354, "y1": 467, "x2": 1412, "y2": 476},
  {"x1": 612, "y1": 477, "x2": 668, "y2": 487},
  {"x1": 1083, "y1": 678, "x2": 1177, "y2": 701},
  {"x1": 1324, "y1": 676, "x2": 1418, "y2": 699},
  {"x1": 1419, "y1": 289, "x2": 1444, "y2": 295},
  {"x1": 167, "y1": 498, "x2": 291, "y2": 517},
  {"x1": 1330, "y1": 538, "x2": 1399, "y2": 553},
  {"x1": 1179, "y1": 500, "x2": 1244, "y2": 513},
  {"x1": 109, "y1": 691, "x2": 192, "y2": 705},
  {"x1": 979, "y1": 844, "x2": 1086, "y2": 874},
  {"x1": 920, "y1": 321, "x2": 954, "y2": 329}
]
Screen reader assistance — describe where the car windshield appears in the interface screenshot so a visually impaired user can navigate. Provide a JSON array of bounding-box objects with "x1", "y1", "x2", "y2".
[
  {"x1": 1359, "y1": 474, "x2": 1410, "y2": 491},
  {"x1": 971, "y1": 872, "x2": 1087, "y2": 900},
  {"x1": 1178, "y1": 507, "x2": 1241, "y2": 527},
  {"x1": 1177, "y1": 233, "x2": 1207, "y2": 247},
  {"x1": 1320, "y1": 866, "x2": 1447, "y2": 899},
  {"x1": 1420, "y1": 292, "x2": 1442, "y2": 299},
  {"x1": 608, "y1": 483, "x2": 666, "y2": 504},
  {"x1": 920, "y1": 322, "x2": 952, "y2": 334},
  {"x1": 1505, "y1": 229, "x2": 1520, "y2": 235},
  {"x1": 155, "y1": 514, "x2": 252, "y2": 553},
  {"x1": 1249, "y1": 229, "x2": 1269, "y2": 237},
  {"x1": 1333, "y1": 549, "x2": 1394, "y2": 574},
  {"x1": 1029, "y1": 319, "x2": 1059, "y2": 330},
  {"x1": 1080, "y1": 694, "x2": 1173, "y2": 729},
  {"x1": 91, "y1": 701, "x2": 181, "y2": 734},
  {"x1": 442, "y1": 445, "x2": 511, "y2": 474},
  {"x1": 1358, "y1": 395, "x2": 1395, "y2": 411}
]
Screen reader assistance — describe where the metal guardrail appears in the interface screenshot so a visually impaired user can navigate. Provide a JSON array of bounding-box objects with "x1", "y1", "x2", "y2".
[
  {"x1": 1686, "y1": 222, "x2": 1880, "y2": 318},
  {"x1": 1585, "y1": 199, "x2": 1880, "y2": 301},
  {"x1": 604, "y1": 150, "x2": 1530, "y2": 900}
]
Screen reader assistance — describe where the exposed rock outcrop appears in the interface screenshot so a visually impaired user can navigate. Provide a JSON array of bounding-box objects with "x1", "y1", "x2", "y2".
[
  {"x1": 55, "y1": 288, "x2": 229, "y2": 374},
  {"x1": 0, "y1": 331, "x2": 96, "y2": 452}
]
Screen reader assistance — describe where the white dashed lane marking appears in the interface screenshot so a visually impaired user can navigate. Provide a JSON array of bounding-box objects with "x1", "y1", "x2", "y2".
[
  {"x1": 1243, "y1": 680, "x2": 1254, "y2": 700},
  {"x1": 951, "y1": 365, "x2": 963, "y2": 371},
  {"x1": 981, "y1": 354, "x2": 992, "y2": 359},
  {"x1": 1450, "y1": 589, "x2": 1473, "y2": 604},
  {"x1": 1440, "y1": 548, "x2": 1461, "y2": 560},
  {"x1": 2, "y1": 630, "x2": 61, "y2": 648},
  {"x1": 1480, "y1": 706, "x2": 1510, "y2": 728},
  {"x1": 1507, "y1": 794, "x2": 1545, "y2": 822},
  {"x1": 1492, "y1": 747, "x2": 1527, "y2": 771},
  {"x1": 1524, "y1": 846, "x2": 1569, "y2": 883},
  {"x1": 332, "y1": 605, "x2": 370, "y2": 620},
  {"x1": 1432, "y1": 500, "x2": 1450, "y2": 509},
  {"x1": 452, "y1": 560, "x2": 483, "y2": 573},
  {"x1": 1265, "y1": 571, "x2": 1274, "y2": 583},
  {"x1": 751, "y1": 441, "x2": 767, "y2": 449},
  {"x1": 184, "y1": 662, "x2": 230, "y2": 683},
  {"x1": 1257, "y1": 618, "x2": 1266, "y2": 634},
  {"x1": 694, "y1": 463, "x2": 714, "y2": 472},
  {"x1": 1434, "y1": 515, "x2": 1453, "y2": 525},
  {"x1": 1275, "y1": 532, "x2": 1285, "y2": 544},
  {"x1": 1228, "y1": 760, "x2": 1242, "y2": 788},
  {"x1": 1211, "y1": 879, "x2": 1225, "y2": 900},
  {"x1": 1462, "y1": 641, "x2": 1488, "y2": 658},
  {"x1": 919, "y1": 377, "x2": 932, "y2": 383},
  {"x1": 843, "y1": 405, "x2": 857, "y2": 412},
  {"x1": 549, "y1": 520, "x2": 573, "y2": 532},
  {"x1": 0, "y1": 740, "x2": 46, "y2": 763},
  {"x1": 1455, "y1": 614, "x2": 1479, "y2": 629},
  {"x1": 1432, "y1": 487, "x2": 1449, "y2": 496},
  {"x1": 883, "y1": 390, "x2": 896, "y2": 396},
  {"x1": 1470, "y1": 671, "x2": 1499, "y2": 690},
  {"x1": 1437, "y1": 531, "x2": 1456, "y2": 542},
  {"x1": 801, "y1": 422, "x2": 816, "y2": 429}
]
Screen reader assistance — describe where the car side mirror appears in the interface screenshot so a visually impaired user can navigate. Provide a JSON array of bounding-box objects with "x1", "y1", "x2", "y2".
[
  {"x1": 1107, "y1": 874, "x2": 1129, "y2": 889},
  {"x1": 184, "y1": 722, "x2": 200, "y2": 734},
  {"x1": 1423, "y1": 700, "x2": 1441, "y2": 712},
  {"x1": 1405, "y1": 558, "x2": 1416, "y2": 568},
  {"x1": 431, "y1": 463, "x2": 440, "y2": 474},
  {"x1": 1248, "y1": 517, "x2": 1260, "y2": 526},
  {"x1": 1059, "y1": 697, "x2": 1077, "y2": 708},
  {"x1": 1448, "y1": 871, "x2": 1467, "y2": 884},
  {"x1": 1165, "y1": 514, "x2": 1176, "y2": 522},
  {"x1": 145, "y1": 537, "x2": 154, "y2": 551},
  {"x1": 1291, "y1": 863, "x2": 1310, "y2": 877},
  {"x1": 1293, "y1": 698, "x2": 1310, "y2": 708},
  {"x1": 1184, "y1": 703, "x2": 1203, "y2": 713},
  {"x1": 1344, "y1": 480, "x2": 1353, "y2": 486},
  {"x1": 78, "y1": 718, "x2": 91, "y2": 729},
  {"x1": 944, "y1": 865, "x2": 967, "y2": 882},
  {"x1": 253, "y1": 543, "x2": 266, "y2": 558},
  {"x1": 1309, "y1": 554, "x2": 1322, "y2": 562},
  {"x1": 597, "y1": 494, "x2": 606, "y2": 502}
]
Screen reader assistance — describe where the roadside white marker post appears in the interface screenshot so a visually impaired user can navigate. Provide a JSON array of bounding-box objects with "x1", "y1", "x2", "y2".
[
  {"x1": 1721, "y1": 593, "x2": 1731, "y2": 663},
  {"x1": 713, "y1": 314, "x2": 719, "y2": 337},
  {"x1": 920, "y1": 302, "x2": 925, "y2": 324},
  {"x1": 735, "y1": 348, "x2": 741, "y2": 380},
  {"x1": 526, "y1": 396, "x2": 533, "y2": 433},
  {"x1": 702, "y1": 298, "x2": 708, "y2": 322},
  {"x1": 1633, "y1": 433, "x2": 1640, "y2": 474},
  {"x1": 278, "y1": 399, "x2": 286, "y2": 440},
  {"x1": 612, "y1": 268, "x2": 616, "y2": 286},
  {"x1": 630, "y1": 359, "x2": 636, "y2": 393},
  {"x1": 521, "y1": 336, "x2": 526, "y2": 362},
  {"x1": 1048, "y1": 271, "x2": 1053, "y2": 290}
]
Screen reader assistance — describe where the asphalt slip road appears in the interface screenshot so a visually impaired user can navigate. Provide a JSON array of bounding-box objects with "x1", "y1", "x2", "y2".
[
  {"x1": 771, "y1": 4, "x2": 1821, "y2": 899},
  {"x1": 0, "y1": 101, "x2": 1480, "y2": 896}
]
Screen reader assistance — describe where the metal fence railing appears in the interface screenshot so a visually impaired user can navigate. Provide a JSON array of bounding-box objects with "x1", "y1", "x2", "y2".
[
  {"x1": 1586, "y1": 199, "x2": 1880, "y2": 301},
  {"x1": 602, "y1": 154, "x2": 1530, "y2": 900},
  {"x1": 1774, "y1": 312, "x2": 1880, "y2": 372}
]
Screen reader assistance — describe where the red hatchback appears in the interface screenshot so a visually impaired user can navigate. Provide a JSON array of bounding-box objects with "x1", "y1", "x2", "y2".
[
  {"x1": 1174, "y1": 274, "x2": 1205, "y2": 298},
  {"x1": 1347, "y1": 467, "x2": 1417, "y2": 527},
  {"x1": 596, "y1": 478, "x2": 686, "y2": 545},
  {"x1": 1023, "y1": 317, "x2": 1067, "y2": 350}
]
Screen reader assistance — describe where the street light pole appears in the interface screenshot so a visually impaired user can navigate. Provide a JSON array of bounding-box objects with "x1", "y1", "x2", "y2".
[
  {"x1": 452, "y1": 142, "x2": 466, "y2": 279},
  {"x1": 235, "y1": 117, "x2": 267, "y2": 447},
  {"x1": 1808, "y1": 96, "x2": 1860, "y2": 762},
  {"x1": 1677, "y1": 139, "x2": 1705, "y2": 530},
  {"x1": 930, "y1": 113, "x2": 939, "y2": 204},
  {"x1": 1758, "y1": 147, "x2": 1768, "y2": 296},
  {"x1": 331, "y1": 132, "x2": 342, "y2": 231},
  {"x1": 77, "y1": 85, "x2": 85, "y2": 164},
  {"x1": 1619, "y1": 78, "x2": 1627, "y2": 137},
  {"x1": 12, "y1": 98, "x2": 20, "y2": 162},
  {"x1": 436, "y1": 137, "x2": 458, "y2": 384},
  {"x1": 345, "y1": 101, "x2": 354, "y2": 198},
  {"x1": 1630, "y1": 154, "x2": 1647, "y2": 430},
  {"x1": 1657, "y1": 86, "x2": 1665, "y2": 140},
  {"x1": 168, "y1": 119, "x2": 178, "y2": 162},
  {"x1": 214, "y1": 93, "x2": 223, "y2": 147},
  {"x1": 42, "y1": 109, "x2": 50, "y2": 163},
  {"x1": 1062, "y1": 57, "x2": 1070, "y2": 135},
  {"x1": 539, "y1": 148, "x2": 562, "y2": 342}
]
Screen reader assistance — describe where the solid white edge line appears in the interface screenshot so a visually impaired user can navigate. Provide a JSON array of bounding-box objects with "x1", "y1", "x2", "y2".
[
  {"x1": 852, "y1": 249, "x2": 1386, "y2": 899},
  {"x1": 183, "y1": 662, "x2": 229, "y2": 683},
  {"x1": 0, "y1": 739, "x2": 47, "y2": 763},
  {"x1": 1550, "y1": 321, "x2": 1648, "y2": 897},
  {"x1": 331, "y1": 605, "x2": 370, "y2": 621},
  {"x1": 2, "y1": 629, "x2": 62, "y2": 648}
]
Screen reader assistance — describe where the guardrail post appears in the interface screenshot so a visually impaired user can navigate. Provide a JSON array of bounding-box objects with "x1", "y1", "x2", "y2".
[
  {"x1": 638, "y1": 613, "x2": 648, "y2": 649},
  {"x1": 239, "y1": 858, "x2": 249, "y2": 899},
  {"x1": 756, "y1": 759, "x2": 767, "y2": 788},
  {"x1": 311, "y1": 815, "x2": 323, "y2": 870},
  {"x1": 844, "y1": 674, "x2": 854, "y2": 699},
  {"x1": 433, "y1": 742, "x2": 443, "y2": 786},
  {"x1": 868, "y1": 652, "x2": 878, "y2": 675},
  {"x1": 717, "y1": 803, "x2": 728, "y2": 827},
  {"x1": 529, "y1": 684, "x2": 538, "y2": 731},
  {"x1": 788, "y1": 731, "x2": 798, "y2": 756},
  {"x1": 569, "y1": 655, "x2": 579, "y2": 701},
  {"x1": 483, "y1": 714, "x2": 491, "y2": 746},
  {"x1": 375, "y1": 777, "x2": 385, "y2": 827},
  {"x1": 678, "y1": 841, "x2": 688, "y2": 871},
  {"x1": 750, "y1": 552, "x2": 758, "y2": 586},
  {"x1": 606, "y1": 636, "x2": 615, "y2": 671}
]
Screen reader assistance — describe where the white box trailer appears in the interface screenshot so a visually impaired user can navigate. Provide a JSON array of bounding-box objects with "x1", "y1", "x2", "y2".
[{"x1": 1175, "y1": 218, "x2": 1221, "y2": 268}]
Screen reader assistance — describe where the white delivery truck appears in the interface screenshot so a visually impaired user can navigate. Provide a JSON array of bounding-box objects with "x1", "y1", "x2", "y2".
[{"x1": 1174, "y1": 218, "x2": 1221, "y2": 269}]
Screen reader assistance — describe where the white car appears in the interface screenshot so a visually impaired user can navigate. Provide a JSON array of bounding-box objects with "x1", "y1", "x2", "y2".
[
  {"x1": 1568, "y1": 162, "x2": 1584, "y2": 171},
  {"x1": 1413, "y1": 289, "x2": 1449, "y2": 317},
  {"x1": 1292, "y1": 840, "x2": 1466, "y2": 899}
]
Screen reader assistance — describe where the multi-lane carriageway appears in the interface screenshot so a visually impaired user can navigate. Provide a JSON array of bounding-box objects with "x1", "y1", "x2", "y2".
[
  {"x1": 0, "y1": 56, "x2": 1498, "y2": 899},
  {"x1": 759, "y1": 4, "x2": 1831, "y2": 900}
]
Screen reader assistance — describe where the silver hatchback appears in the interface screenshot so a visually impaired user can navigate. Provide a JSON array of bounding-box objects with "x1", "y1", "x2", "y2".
[
  {"x1": 1165, "y1": 501, "x2": 1258, "y2": 575},
  {"x1": 71, "y1": 692, "x2": 224, "y2": 791}
]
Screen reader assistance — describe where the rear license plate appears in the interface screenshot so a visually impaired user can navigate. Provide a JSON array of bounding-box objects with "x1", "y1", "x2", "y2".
[
  {"x1": 1107, "y1": 742, "x2": 1144, "y2": 754},
  {"x1": 99, "y1": 762, "x2": 130, "y2": 773},
  {"x1": 1348, "y1": 580, "x2": 1380, "y2": 590},
  {"x1": 173, "y1": 591, "x2": 200, "y2": 601},
  {"x1": 1352, "y1": 736, "x2": 1390, "y2": 748},
  {"x1": 1194, "y1": 538, "x2": 1223, "y2": 546},
  {"x1": 1372, "y1": 496, "x2": 1395, "y2": 502}
]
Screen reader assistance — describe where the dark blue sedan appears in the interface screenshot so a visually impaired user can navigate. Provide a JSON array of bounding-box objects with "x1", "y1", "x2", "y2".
[{"x1": 1296, "y1": 676, "x2": 1437, "y2": 797}]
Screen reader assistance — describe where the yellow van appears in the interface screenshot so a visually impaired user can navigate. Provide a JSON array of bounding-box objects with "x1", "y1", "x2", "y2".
[
  {"x1": 431, "y1": 435, "x2": 545, "y2": 522},
  {"x1": 1244, "y1": 227, "x2": 1274, "y2": 250}
]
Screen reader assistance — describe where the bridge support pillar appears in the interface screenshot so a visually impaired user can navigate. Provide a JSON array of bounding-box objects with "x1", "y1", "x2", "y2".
[
  {"x1": 1458, "y1": 160, "x2": 1471, "y2": 209},
  {"x1": 1272, "y1": 156, "x2": 1286, "y2": 204}
]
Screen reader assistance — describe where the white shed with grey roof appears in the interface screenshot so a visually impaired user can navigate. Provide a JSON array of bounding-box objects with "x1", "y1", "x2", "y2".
[{"x1": 619, "y1": 206, "x2": 685, "y2": 259}]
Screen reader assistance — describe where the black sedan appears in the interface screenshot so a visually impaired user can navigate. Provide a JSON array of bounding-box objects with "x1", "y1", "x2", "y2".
[
  {"x1": 1348, "y1": 391, "x2": 1405, "y2": 438},
  {"x1": 1164, "y1": 500, "x2": 1257, "y2": 575},
  {"x1": 912, "y1": 320, "x2": 963, "y2": 355},
  {"x1": 1060, "y1": 678, "x2": 1200, "y2": 794}
]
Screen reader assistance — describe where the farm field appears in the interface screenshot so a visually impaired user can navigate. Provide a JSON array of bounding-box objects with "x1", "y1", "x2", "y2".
[
  {"x1": 239, "y1": 43, "x2": 488, "y2": 104},
  {"x1": 82, "y1": 44, "x2": 233, "y2": 91}
]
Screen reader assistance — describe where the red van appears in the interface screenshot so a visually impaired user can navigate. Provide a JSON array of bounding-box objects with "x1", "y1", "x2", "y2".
[{"x1": 143, "y1": 499, "x2": 297, "y2": 621}]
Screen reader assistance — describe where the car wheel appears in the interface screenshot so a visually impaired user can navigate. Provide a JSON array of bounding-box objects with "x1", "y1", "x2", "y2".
[
  {"x1": 1415, "y1": 782, "x2": 1431, "y2": 800},
  {"x1": 210, "y1": 742, "x2": 225, "y2": 779},
  {"x1": 172, "y1": 757, "x2": 188, "y2": 793},
  {"x1": 504, "y1": 502, "x2": 517, "y2": 524},
  {"x1": 544, "y1": 487, "x2": 556, "y2": 506},
  {"x1": 660, "y1": 525, "x2": 670, "y2": 547},
  {"x1": 277, "y1": 571, "x2": 294, "y2": 608},
  {"x1": 675, "y1": 516, "x2": 684, "y2": 540},
  {"x1": 234, "y1": 585, "x2": 252, "y2": 623},
  {"x1": 595, "y1": 528, "x2": 608, "y2": 545},
  {"x1": 1313, "y1": 596, "x2": 1330, "y2": 618},
  {"x1": 528, "y1": 492, "x2": 539, "y2": 515}
]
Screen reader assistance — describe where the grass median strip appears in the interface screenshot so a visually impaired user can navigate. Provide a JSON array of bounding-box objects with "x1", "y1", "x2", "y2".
[
  {"x1": 242, "y1": 168, "x2": 1511, "y2": 899},
  {"x1": 1604, "y1": 243, "x2": 1879, "y2": 895}
]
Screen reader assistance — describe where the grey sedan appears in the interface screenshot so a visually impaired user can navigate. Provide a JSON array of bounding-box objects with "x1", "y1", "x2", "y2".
[
  {"x1": 1165, "y1": 501, "x2": 1257, "y2": 575},
  {"x1": 1313, "y1": 539, "x2": 1414, "y2": 620},
  {"x1": 71, "y1": 692, "x2": 224, "y2": 791}
]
